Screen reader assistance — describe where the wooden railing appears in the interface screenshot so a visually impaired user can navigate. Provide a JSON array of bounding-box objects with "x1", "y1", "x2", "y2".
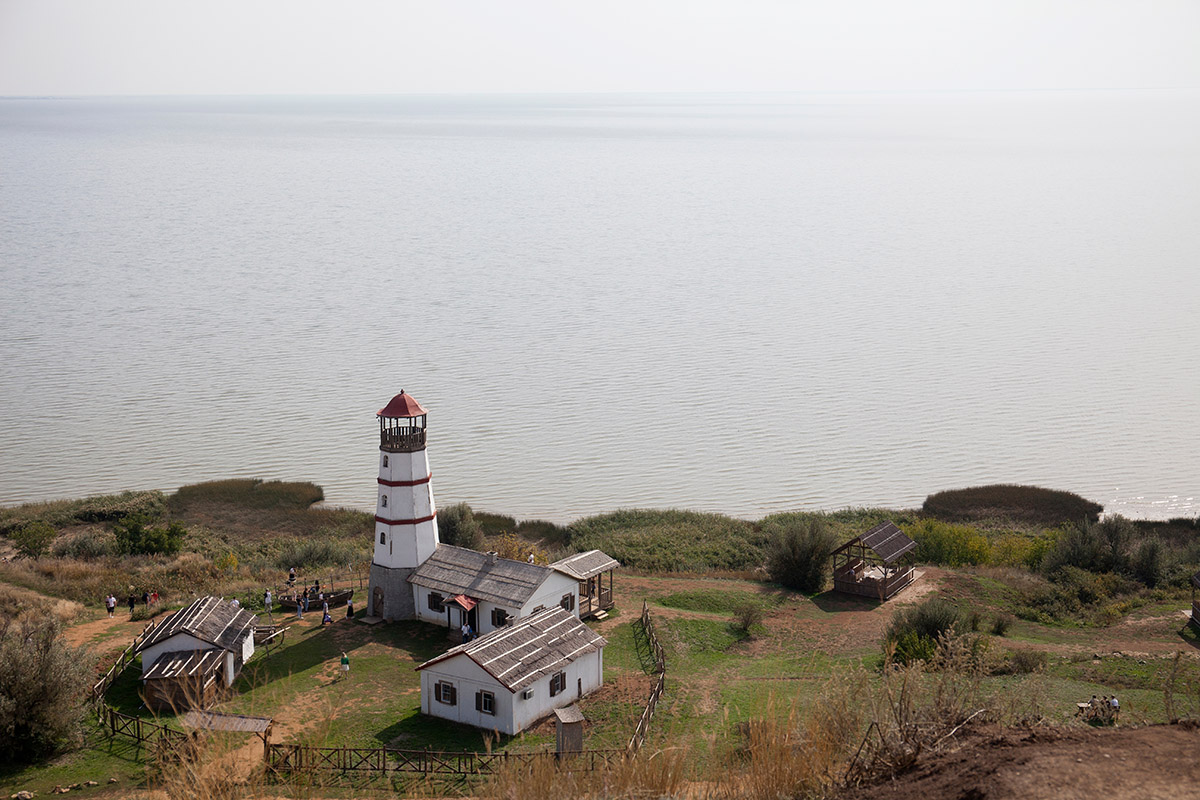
[
  {"x1": 265, "y1": 744, "x2": 624, "y2": 776},
  {"x1": 627, "y1": 600, "x2": 667, "y2": 755},
  {"x1": 379, "y1": 427, "x2": 427, "y2": 453}
]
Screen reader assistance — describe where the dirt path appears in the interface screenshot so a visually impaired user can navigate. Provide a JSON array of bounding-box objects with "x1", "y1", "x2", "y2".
[{"x1": 837, "y1": 723, "x2": 1200, "y2": 800}]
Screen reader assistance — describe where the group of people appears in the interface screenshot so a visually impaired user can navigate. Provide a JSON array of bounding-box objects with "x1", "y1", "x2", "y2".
[
  {"x1": 104, "y1": 590, "x2": 158, "y2": 617},
  {"x1": 1081, "y1": 694, "x2": 1120, "y2": 724}
]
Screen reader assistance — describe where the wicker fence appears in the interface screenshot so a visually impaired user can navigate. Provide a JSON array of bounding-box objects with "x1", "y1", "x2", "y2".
[
  {"x1": 627, "y1": 601, "x2": 667, "y2": 755},
  {"x1": 265, "y1": 744, "x2": 624, "y2": 776}
]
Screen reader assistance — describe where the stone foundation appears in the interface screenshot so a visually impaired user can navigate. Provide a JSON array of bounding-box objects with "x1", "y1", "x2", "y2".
[{"x1": 368, "y1": 563, "x2": 417, "y2": 621}]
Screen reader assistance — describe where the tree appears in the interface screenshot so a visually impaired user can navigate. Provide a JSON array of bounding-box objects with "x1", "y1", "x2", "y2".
[
  {"x1": 764, "y1": 515, "x2": 836, "y2": 593},
  {"x1": 11, "y1": 521, "x2": 55, "y2": 559},
  {"x1": 437, "y1": 503, "x2": 484, "y2": 551},
  {"x1": 0, "y1": 615, "x2": 94, "y2": 763},
  {"x1": 113, "y1": 516, "x2": 185, "y2": 555}
]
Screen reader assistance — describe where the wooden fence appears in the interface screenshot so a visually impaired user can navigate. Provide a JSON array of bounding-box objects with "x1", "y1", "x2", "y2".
[
  {"x1": 265, "y1": 744, "x2": 624, "y2": 776},
  {"x1": 90, "y1": 619, "x2": 158, "y2": 709},
  {"x1": 627, "y1": 601, "x2": 667, "y2": 755}
]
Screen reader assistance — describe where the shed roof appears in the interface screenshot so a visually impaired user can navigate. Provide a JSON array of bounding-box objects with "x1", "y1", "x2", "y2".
[
  {"x1": 551, "y1": 550, "x2": 620, "y2": 581},
  {"x1": 378, "y1": 391, "x2": 427, "y2": 418},
  {"x1": 409, "y1": 545, "x2": 553, "y2": 607},
  {"x1": 181, "y1": 710, "x2": 273, "y2": 734},
  {"x1": 836, "y1": 521, "x2": 917, "y2": 564},
  {"x1": 554, "y1": 705, "x2": 586, "y2": 724},
  {"x1": 142, "y1": 649, "x2": 224, "y2": 681},
  {"x1": 417, "y1": 607, "x2": 606, "y2": 693},
  {"x1": 137, "y1": 596, "x2": 257, "y2": 654}
]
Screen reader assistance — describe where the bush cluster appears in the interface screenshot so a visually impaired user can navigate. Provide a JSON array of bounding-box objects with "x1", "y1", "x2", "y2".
[
  {"x1": 168, "y1": 479, "x2": 323, "y2": 512},
  {"x1": 883, "y1": 597, "x2": 962, "y2": 664},
  {"x1": 274, "y1": 538, "x2": 364, "y2": 571},
  {"x1": 0, "y1": 490, "x2": 166, "y2": 537},
  {"x1": 568, "y1": 509, "x2": 764, "y2": 572},
  {"x1": 764, "y1": 515, "x2": 836, "y2": 593},
  {"x1": 113, "y1": 516, "x2": 186, "y2": 556},
  {"x1": 438, "y1": 503, "x2": 485, "y2": 550}
]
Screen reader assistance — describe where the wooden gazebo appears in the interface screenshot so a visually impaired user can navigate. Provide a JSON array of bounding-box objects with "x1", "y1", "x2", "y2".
[
  {"x1": 831, "y1": 521, "x2": 919, "y2": 601},
  {"x1": 1190, "y1": 570, "x2": 1200, "y2": 631}
]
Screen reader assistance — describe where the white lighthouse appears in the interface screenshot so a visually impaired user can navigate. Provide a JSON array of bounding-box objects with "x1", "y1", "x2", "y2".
[{"x1": 367, "y1": 390, "x2": 440, "y2": 621}]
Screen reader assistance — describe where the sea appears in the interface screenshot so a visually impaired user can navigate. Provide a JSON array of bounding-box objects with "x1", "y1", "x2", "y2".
[{"x1": 1, "y1": 91, "x2": 1197, "y2": 523}]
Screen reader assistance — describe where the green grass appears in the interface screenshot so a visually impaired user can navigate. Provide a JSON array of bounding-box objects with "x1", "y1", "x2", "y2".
[
  {"x1": 568, "y1": 509, "x2": 765, "y2": 572},
  {"x1": 657, "y1": 589, "x2": 782, "y2": 615}
]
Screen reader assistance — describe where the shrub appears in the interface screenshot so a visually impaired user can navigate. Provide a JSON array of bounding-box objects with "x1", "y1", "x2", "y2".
[
  {"x1": 990, "y1": 613, "x2": 1015, "y2": 637},
  {"x1": 884, "y1": 598, "x2": 961, "y2": 664},
  {"x1": 11, "y1": 521, "x2": 56, "y2": 558},
  {"x1": 491, "y1": 531, "x2": 546, "y2": 563},
  {"x1": 1040, "y1": 523, "x2": 1106, "y2": 575},
  {"x1": 764, "y1": 515, "x2": 836, "y2": 593},
  {"x1": 51, "y1": 530, "x2": 116, "y2": 560},
  {"x1": 991, "y1": 532, "x2": 1053, "y2": 569},
  {"x1": 114, "y1": 517, "x2": 186, "y2": 556},
  {"x1": 0, "y1": 615, "x2": 94, "y2": 763},
  {"x1": 1007, "y1": 649, "x2": 1048, "y2": 674},
  {"x1": 923, "y1": 484, "x2": 1102, "y2": 526},
  {"x1": 438, "y1": 503, "x2": 485, "y2": 550},
  {"x1": 733, "y1": 602, "x2": 767, "y2": 633},
  {"x1": 906, "y1": 519, "x2": 991, "y2": 567},
  {"x1": 1130, "y1": 537, "x2": 1165, "y2": 588}
]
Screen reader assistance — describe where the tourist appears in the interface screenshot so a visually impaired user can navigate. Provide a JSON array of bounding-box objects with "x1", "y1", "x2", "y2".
[
  {"x1": 346, "y1": 599, "x2": 354, "y2": 619},
  {"x1": 142, "y1": 590, "x2": 150, "y2": 605},
  {"x1": 105, "y1": 593, "x2": 116, "y2": 618},
  {"x1": 264, "y1": 589, "x2": 272, "y2": 610},
  {"x1": 127, "y1": 594, "x2": 136, "y2": 613},
  {"x1": 302, "y1": 589, "x2": 310, "y2": 613},
  {"x1": 288, "y1": 566, "x2": 296, "y2": 585},
  {"x1": 1110, "y1": 695, "x2": 1120, "y2": 720},
  {"x1": 528, "y1": 553, "x2": 535, "y2": 564},
  {"x1": 150, "y1": 589, "x2": 159, "y2": 605},
  {"x1": 230, "y1": 597, "x2": 240, "y2": 609},
  {"x1": 322, "y1": 611, "x2": 332, "y2": 626},
  {"x1": 461, "y1": 621, "x2": 470, "y2": 643},
  {"x1": 322, "y1": 600, "x2": 329, "y2": 615},
  {"x1": 340, "y1": 651, "x2": 350, "y2": 680}
]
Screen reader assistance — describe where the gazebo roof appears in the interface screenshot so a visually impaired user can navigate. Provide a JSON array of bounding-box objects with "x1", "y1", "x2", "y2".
[
  {"x1": 378, "y1": 391, "x2": 427, "y2": 418},
  {"x1": 834, "y1": 521, "x2": 917, "y2": 564}
]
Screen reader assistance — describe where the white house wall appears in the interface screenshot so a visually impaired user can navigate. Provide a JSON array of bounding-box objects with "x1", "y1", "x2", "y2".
[
  {"x1": 421, "y1": 648, "x2": 605, "y2": 736},
  {"x1": 139, "y1": 633, "x2": 212, "y2": 678},
  {"x1": 520, "y1": 572, "x2": 580, "y2": 618}
]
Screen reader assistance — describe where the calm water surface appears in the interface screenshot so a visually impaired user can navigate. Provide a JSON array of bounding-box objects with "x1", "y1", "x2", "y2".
[{"x1": 1, "y1": 92, "x2": 1197, "y2": 522}]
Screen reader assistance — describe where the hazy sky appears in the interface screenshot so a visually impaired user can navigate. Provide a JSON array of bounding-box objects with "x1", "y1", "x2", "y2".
[{"x1": 1, "y1": 0, "x2": 1198, "y2": 95}]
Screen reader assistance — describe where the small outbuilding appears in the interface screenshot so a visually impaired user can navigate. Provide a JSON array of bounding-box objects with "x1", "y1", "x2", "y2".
[
  {"x1": 551, "y1": 550, "x2": 619, "y2": 619},
  {"x1": 136, "y1": 596, "x2": 257, "y2": 711},
  {"x1": 832, "y1": 521, "x2": 919, "y2": 601},
  {"x1": 415, "y1": 606, "x2": 606, "y2": 735}
]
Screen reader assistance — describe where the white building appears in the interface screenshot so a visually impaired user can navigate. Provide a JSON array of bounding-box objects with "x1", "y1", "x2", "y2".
[
  {"x1": 135, "y1": 596, "x2": 256, "y2": 710},
  {"x1": 409, "y1": 545, "x2": 583, "y2": 636},
  {"x1": 416, "y1": 606, "x2": 606, "y2": 735},
  {"x1": 368, "y1": 391, "x2": 439, "y2": 621}
]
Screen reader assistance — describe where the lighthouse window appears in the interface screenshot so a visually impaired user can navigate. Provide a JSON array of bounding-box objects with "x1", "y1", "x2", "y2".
[
  {"x1": 382, "y1": 455, "x2": 389, "y2": 468},
  {"x1": 382, "y1": 495, "x2": 388, "y2": 508},
  {"x1": 379, "y1": 531, "x2": 386, "y2": 545}
]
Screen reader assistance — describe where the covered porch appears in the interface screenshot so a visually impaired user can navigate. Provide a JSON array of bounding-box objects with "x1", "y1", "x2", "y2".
[{"x1": 552, "y1": 550, "x2": 620, "y2": 619}]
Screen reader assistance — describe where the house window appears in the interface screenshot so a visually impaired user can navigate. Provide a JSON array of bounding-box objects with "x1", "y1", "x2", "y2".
[
  {"x1": 428, "y1": 592, "x2": 445, "y2": 612},
  {"x1": 549, "y1": 671, "x2": 566, "y2": 697},
  {"x1": 476, "y1": 690, "x2": 495, "y2": 715},
  {"x1": 560, "y1": 593, "x2": 575, "y2": 612},
  {"x1": 435, "y1": 680, "x2": 457, "y2": 705},
  {"x1": 533, "y1": 605, "x2": 545, "y2": 613},
  {"x1": 383, "y1": 455, "x2": 389, "y2": 468},
  {"x1": 491, "y1": 608, "x2": 508, "y2": 627},
  {"x1": 379, "y1": 531, "x2": 386, "y2": 545},
  {"x1": 381, "y1": 495, "x2": 388, "y2": 508}
]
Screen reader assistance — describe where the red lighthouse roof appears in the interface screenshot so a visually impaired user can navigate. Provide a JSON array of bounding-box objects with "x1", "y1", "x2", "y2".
[{"x1": 378, "y1": 391, "x2": 428, "y2": 418}]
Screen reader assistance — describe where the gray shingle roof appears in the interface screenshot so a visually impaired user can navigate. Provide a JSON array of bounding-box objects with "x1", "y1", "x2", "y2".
[
  {"x1": 142, "y1": 649, "x2": 224, "y2": 681},
  {"x1": 417, "y1": 606, "x2": 606, "y2": 692},
  {"x1": 551, "y1": 550, "x2": 620, "y2": 581},
  {"x1": 856, "y1": 521, "x2": 917, "y2": 563},
  {"x1": 137, "y1": 596, "x2": 256, "y2": 654},
  {"x1": 408, "y1": 545, "x2": 553, "y2": 607}
]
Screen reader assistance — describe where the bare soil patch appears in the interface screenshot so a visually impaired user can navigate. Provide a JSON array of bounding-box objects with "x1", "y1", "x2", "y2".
[{"x1": 837, "y1": 723, "x2": 1200, "y2": 800}]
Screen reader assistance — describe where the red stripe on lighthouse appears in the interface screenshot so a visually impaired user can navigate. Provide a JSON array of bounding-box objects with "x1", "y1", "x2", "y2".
[
  {"x1": 375, "y1": 513, "x2": 438, "y2": 526},
  {"x1": 378, "y1": 473, "x2": 433, "y2": 488}
]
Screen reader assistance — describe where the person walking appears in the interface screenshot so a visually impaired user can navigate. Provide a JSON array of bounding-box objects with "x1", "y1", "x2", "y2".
[
  {"x1": 264, "y1": 589, "x2": 272, "y2": 611},
  {"x1": 302, "y1": 589, "x2": 309, "y2": 613},
  {"x1": 128, "y1": 594, "x2": 136, "y2": 614},
  {"x1": 1111, "y1": 695, "x2": 1120, "y2": 721},
  {"x1": 346, "y1": 599, "x2": 354, "y2": 620},
  {"x1": 105, "y1": 593, "x2": 116, "y2": 618},
  {"x1": 339, "y1": 651, "x2": 350, "y2": 680},
  {"x1": 322, "y1": 599, "x2": 329, "y2": 615},
  {"x1": 296, "y1": 592, "x2": 303, "y2": 621}
]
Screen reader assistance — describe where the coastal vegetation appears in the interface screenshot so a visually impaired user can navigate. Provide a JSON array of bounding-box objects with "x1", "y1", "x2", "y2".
[{"x1": 1, "y1": 480, "x2": 1199, "y2": 797}]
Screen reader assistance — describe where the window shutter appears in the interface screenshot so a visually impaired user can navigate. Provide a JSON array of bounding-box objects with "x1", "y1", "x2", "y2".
[
  {"x1": 449, "y1": 685, "x2": 457, "y2": 706},
  {"x1": 475, "y1": 691, "x2": 482, "y2": 711}
]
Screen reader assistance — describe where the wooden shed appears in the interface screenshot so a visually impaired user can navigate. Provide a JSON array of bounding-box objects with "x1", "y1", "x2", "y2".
[
  {"x1": 832, "y1": 521, "x2": 919, "y2": 601},
  {"x1": 141, "y1": 649, "x2": 224, "y2": 712}
]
